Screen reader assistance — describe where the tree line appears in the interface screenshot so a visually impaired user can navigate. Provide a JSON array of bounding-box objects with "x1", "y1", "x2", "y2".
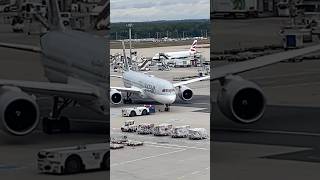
[{"x1": 110, "y1": 19, "x2": 210, "y2": 40}]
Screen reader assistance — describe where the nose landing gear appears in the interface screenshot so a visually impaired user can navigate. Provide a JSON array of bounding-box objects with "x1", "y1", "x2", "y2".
[{"x1": 164, "y1": 104, "x2": 170, "y2": 112}]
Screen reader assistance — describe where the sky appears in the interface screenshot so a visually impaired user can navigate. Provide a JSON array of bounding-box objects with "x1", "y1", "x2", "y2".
[{"x1": 110, "y1": 0, "x2": 210, "y2": 23}]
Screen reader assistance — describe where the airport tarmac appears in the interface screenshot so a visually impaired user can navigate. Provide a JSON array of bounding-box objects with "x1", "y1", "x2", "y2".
[
  {"x1": 110, "y1": 60, "x2": 210, "y2": 179},
  {"x1": 0, "y1": 24, "x2": 108, "y2": 179},
  {"x1": 212, "y1": 17, "x2": 320, "y2": 179},
  {"x1": 111, "y1": 44, "x2": 210, "y2": 61}
]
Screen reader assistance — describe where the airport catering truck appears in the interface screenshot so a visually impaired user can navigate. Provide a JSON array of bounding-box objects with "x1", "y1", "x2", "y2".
[
  {"x1": 38, "y1": 143, "x2": 109, "y2": 174},
  {"x1": 212, "y1": 0, "x2": 259, "y2": 18}
]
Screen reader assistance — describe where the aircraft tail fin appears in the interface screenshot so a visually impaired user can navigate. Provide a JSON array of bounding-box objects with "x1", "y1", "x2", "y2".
[
  {"x1": 121, "y1": 41, "x2": 129, "y2": 71},
  {"x1": 47, "y1": 0, "x2": 65, "y2": 31},
  {"x1": 190, "y1": 40, "x2": 197, "y2": 52}
]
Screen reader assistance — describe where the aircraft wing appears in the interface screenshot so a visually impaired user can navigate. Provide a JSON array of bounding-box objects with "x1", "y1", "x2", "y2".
[
  {"x1": 0, "y1": 42, "x2": 42, "y2": 53},
  {"x1": 173, "y1": 76, "x2": 210, "y2": 87},
  {"x1": 0, "y1": 79, "x2": 100, "y2": 101},
  {"x1": 211, "y1": 44, "x2": 320, "y2": 80},
  {"x1": 111, "y1": 86, "x2": 142, "y2": 93},
  {"x1": 110, "y1": 75, "x2": 123, "y2": 78}
]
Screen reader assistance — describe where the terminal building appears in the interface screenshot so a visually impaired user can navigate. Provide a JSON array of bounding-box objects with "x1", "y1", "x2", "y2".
[
  {"x1": 0, "y1": 0, "x2": 107, "y2": 30},
  {"x1": 210, "y1": 0, "x2": 304, "y2": 18}
]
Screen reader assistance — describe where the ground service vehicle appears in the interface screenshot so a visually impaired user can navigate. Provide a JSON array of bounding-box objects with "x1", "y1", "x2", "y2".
[
  {"x1": 122, "y1": 107, "x2": 150, "y2": 117},
  {"x1": 38, "y1": 143, "x2": 109, "y2": 174},
  {"x1": 121, "y1": 120, "x2": 137, "y2": 132},
  {"x1": 153, "y1": 123, "x2": 173, "y2": 136}
]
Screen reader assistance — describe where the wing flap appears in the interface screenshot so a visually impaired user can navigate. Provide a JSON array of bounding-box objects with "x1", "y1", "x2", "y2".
[
  {"x1": 0, "y1": 42, "x2": 41, "y2": 53},
  {"x1": 173, "y1": 76, "x2": 210, "y2": 87},
  {"x1": 110, "y1": 75, "x2": 123, "y2": 79},
  {"x1": 111, "y1": 86, "x2": 141, "y2": 93},
  {"x1": 0, "y1": 79, "x2": 100, "y2": 101}
]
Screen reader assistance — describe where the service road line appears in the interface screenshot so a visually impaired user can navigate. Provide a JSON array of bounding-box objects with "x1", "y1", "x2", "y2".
[
  {"x1": 111, "y1": 149, "x2": 186, "y2": 167},
  {"x1": 215, "y1": 127, "x2": 320, "y2": 137}
]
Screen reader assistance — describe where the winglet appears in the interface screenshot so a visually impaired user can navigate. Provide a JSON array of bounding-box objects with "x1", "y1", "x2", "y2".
[{"x1": 47, "y1": 0, "x2": 65, "y2": 31}]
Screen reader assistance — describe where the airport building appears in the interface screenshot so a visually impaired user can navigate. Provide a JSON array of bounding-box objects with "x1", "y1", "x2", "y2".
[
  {"x1": 0, "y1": 0, "x2": 107, "y2": 30},
  {"x1": 211, "y1": 0, "x2": 301, "y2": 17}
]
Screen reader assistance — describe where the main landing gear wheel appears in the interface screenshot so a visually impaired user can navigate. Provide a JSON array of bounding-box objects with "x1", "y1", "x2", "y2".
[
  {"x1": 42, "y1": 97, "x2": 72, "y2": 134},
  {"x1": 164, "y1": 104, "x2": 170, "y2": 112},
  {"x1": 123, "y1": 92, "x2": 133, "y2": 104},
  {"x1": 42, "y1": 116, "x2": 70, "y2": 134},
  {"x1": 123, "y1": 98, "x2": 132, "y2": 104}
]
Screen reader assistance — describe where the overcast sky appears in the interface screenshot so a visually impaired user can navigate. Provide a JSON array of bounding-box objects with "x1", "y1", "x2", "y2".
[{"x1": 110, "y1": 0, "x2": 210, "y2": 23}]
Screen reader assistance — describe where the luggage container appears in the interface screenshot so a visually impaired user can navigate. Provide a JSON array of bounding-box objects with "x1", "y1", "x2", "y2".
[
  {"x1": 137, "y1": 123, "x2": 154, "y2": 134},
  {"x1": 110, "y1": 143, "x2": 124, "y2": 149},
  {"x1": 188, "y1": 128, "x2": 209, "y2": 140},
  {"x1": 171, "y1": 125, "x2": 191, "y2": 138},
  {"x1": 153, "y1": 123, "x2": 173, "y2": 136},
  {"x1": 111, "y1": 135, "x2": 128, "y2": 144},
  {"x1": 127, "y1": 140, "x2": 143, "y2": 146}
]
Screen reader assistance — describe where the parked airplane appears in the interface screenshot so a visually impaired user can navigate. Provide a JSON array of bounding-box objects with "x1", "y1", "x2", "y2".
[
  {"x1": 152, "y1": 40, "x2": 198, "y2": 61},
  {"x1": 111, "y1": 41, "x2": 209, "y2": 111},
  {"x1": 0, "y1": 0, "x2": 107, "y2": 136}
]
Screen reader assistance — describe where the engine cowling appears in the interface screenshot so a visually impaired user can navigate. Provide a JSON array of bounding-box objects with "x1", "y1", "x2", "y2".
[
  {"x1": 217, "y1": 76, "x2": 266, "y2": 124},
  {"x1": 0, "y1": 87, "x2": 40, "y2": 136},
  {"x1": 110, "y1": 89, "x2": 122, "y2": 104},
  {"x1": 177, "y1": 85, "x2": 193, "y2": 101}
]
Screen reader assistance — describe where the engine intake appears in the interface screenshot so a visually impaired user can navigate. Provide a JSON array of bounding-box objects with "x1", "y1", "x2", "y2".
[
  {"x1": 110, "y1": 89, "x2": 122, "y2": 104},
  {"x1": 0, "y1": 87, "x2": 39, "y2": 136},
  {"x1": 217, "y1": 76, "x2": 265, "y2": 123},
  {"x1": 177, "y1": 85, "x2": 193, "y2": 101}
]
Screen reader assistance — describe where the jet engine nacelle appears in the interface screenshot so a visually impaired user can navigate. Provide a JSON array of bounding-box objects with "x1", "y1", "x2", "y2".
[
  {"x1": 0, "y1": 86, "x2": 40, "y2": 136},
  {"x1": 217, "y1": 75, "x2": 266, "y2": 124},
  {"x1": 110, "y1": 89, "x2": 122, "y2": 104},
  {"x1": 177, "y1": 85, "x2": 193, "y2": 101}
]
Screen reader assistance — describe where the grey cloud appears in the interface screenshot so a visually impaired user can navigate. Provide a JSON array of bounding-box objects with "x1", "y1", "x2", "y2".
[{"x1": 111, "y1": 0, "x2": 209, "y2": 22}]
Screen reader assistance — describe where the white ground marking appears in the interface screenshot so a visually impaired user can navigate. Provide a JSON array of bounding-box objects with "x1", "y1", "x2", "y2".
[
  {"x1": 111, "y1": 148, "x2": 186, "y2": 167},
  {"x1": 215, "y1": 128, "x2": 320, "y2": 137}
]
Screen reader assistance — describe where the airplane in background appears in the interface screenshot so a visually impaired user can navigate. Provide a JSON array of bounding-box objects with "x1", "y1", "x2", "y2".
[
  {"x1": 152, "y1": 40, "x2": 198, "y2": 61},
  {"x1": 111, "y1": 41, "x2": 209, "y2": 111},
  {"x1": 0, "y1": 0, "x2": 107, "y2": 136}
]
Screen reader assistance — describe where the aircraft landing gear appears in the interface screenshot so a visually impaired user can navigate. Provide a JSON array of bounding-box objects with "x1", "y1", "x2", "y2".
[
  {"x1": 164, "y1": 104, "x2": 170, "y2": 112},
  {"x1": 42, "y1": 96, "x2": 72, "y2": 134},
  {"x1": 123, "y1": 92, "x2": 133, "y2": 104}
]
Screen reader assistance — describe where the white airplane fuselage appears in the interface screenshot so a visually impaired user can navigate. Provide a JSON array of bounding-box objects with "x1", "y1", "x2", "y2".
[
  {"x1": 122, "y1": 70, "x2": 176, "y2": 104},
  {"x1": 166, "y1": 50, "x2": 194, "y2": 59}
]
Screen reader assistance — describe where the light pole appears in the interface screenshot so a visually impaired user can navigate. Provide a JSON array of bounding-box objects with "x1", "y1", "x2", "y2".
[{"x1": 126, "y1": 23, "x2": 133, "y2": 65}]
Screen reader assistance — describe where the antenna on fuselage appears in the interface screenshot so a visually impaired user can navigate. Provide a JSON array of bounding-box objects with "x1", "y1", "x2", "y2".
[{"x1": 121, "y1": 41, "x2": 129, "y2": 71}]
